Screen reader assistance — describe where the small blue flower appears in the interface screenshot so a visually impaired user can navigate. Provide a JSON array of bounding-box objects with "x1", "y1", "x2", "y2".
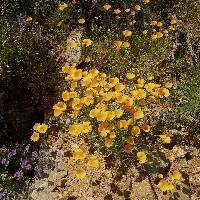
[
  {"x1": 14, "y1": 171, "x2": 23, "y2": 181},
  {"x1": 25, "y1": 144, "x2": 31, "y2": 151},
  {"x1": 32, "y1": 151, "x2": 38, "y2": 158},
  {"x1": 1, "y1": 158, "x2": 9, "y2": 167},
  {"x1": 34, "y1": 165, "x2": 44, "y2": 178},
  {"x1": 7, "y1": 149, "x2": 17, "y2": 159},
  {"x1": 20, "y1": 160, "x2": 32, "y2": 170}
]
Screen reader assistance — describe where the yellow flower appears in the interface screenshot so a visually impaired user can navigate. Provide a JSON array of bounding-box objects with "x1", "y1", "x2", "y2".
[
  {"x1": 81, "y1": 97, "x2": 94, "y2": 106},
  {"x1": 142, "y1": 123, "x2": 150, "y2": 133},
  {"x1": 147, "y1": 74, "x2": 154, "y2": 80},
  {"x1": 114, "y1": 9, "x2": 121, "y2": 14},
  {"x1": 96, "y1": 103, "x2": 107, "y2": 111},
  {"x1": 130, "y1": 11, "x2": 136, "y2": 16},
  {"x1": 103, "y1": 4, "x2": 111, "y2": 11},
  {"x1": 150, "y1": 21, "x2": 157, "y2": 26},
  {"x1": 163, "y1": 29, "x2": 169, "y2": 34},
  {"x1": 26, "y1": 16, "x2": 32, "y2": 22},
  {"x1": 114, "y1": 41, "x2": 123, "y2": 48},
  {"x1": 33, "y1": 123, "x2": 40, "y2": 131},
  {"x1": 137, "y1": 151, "x2": 147, "y2": 164},
  {"x1": 81, "y1": 76, "x2": 92, "y2": 87},
  {"x1": 160, "y1": 134, "x2": 171, "y2": 144},
  {"x1": 76, "y1": 168, "x2": 86, "y2": 179},
  {"x1": 53, "y1": 102, "x2": 67, "y2": 117},
  {"x1": 170, "y1": 170, "x2": 182, "y2": 180},
  {"x1": 126, "y1": 72, "x2": 135, "y2": 80},
  {"x1": 136, "y1": 78, "x2": 145, "y2": 88},
  {"x1": 151, "y1": 34, "x2": 158, "y2": 40},
  {"x1": 31, "y1": 132, "x2": 40, "y2": 142},
  {"x1": 131, "y1": 89, "x2": 147, "y2": 100},
  {"x1": 169, "y1": 25, "x2": 176, "y2": 31},
  {"x1": 143, "y1": 0, "x2": 150, "y2": 4},
  {"x1": 90, "y1": 68, "x2": 99, "y2": 77},
  {"x1": 54, "y1": 109, "x2": 62, "y2": 117},
  {"x1": 156, "y1": 32, "x2": 163, "y2": 39},
  {"x1": 122, "y1": 30, "x2": 132, "y2": 37},
  {"x1": 70, "y1": 42, "x2": 78, "y2": 49},
  {"x1": 109, "y1": 131, "x2": 117, "y2": 139},
  {"x1": 114, "y1": 109, "x2": 124, "y2": 118},
  {"x1": 72, "y1": 98, "x2": 82, "y2": 111},
  {"x1": 98, "y1": 123, "x2": 111, "y2": 137},
  {"x1": 124, "y1": 144, "x2": 133, "y2": 154},
  {"x1": 125, "y1": 8, "x2": 130, "y2": 12},
  {"x1": 73, "y1": 148, "x2": 86, "y2": 160},
  {"x1": 157, "y1": 180, "x2": 174, "y2": 192},
  {"x1": 144, "y1": 83, "x2": 158, "y2": 92},
  {"x1": 62, "y1": 63, "x2": 71, "y2": 73},
  {"x1": 148, "y1": 95, "x2": 156, "y2": 102},
  {"x1": 157, "y1": 22, "x2": 163, "y2": 27},
  {"x1": 171, "y1": 19, "x2": 177, "y2": 25},
  {"x1": 143, "y1": 30, "x2": 148, "y2": 34},
  {"x1": 71, "y1": 69, "x2": 82, "y2": 81},
  {"x1": 116, "y1": 94, "x2": 127, "y2": 104},
  {"x1": 68, "y1": 124, "x2": 82, "y2": 136},
  {"x1": 82, "y1": 39, "x2": 92, "y2": 47},
  {"x1": 106, "y1": 111, "x2": 115, "y2": 121},
  {"x1": 131, "y1": 126, "x2": 140, "y2": 136},
  {"x1": 84, "y1": 56, "x2": 91, "y2": 63},
  {"x1": 133, "y1": 109, "x2": 144, "y2": 120},
  {"x1": 119, "y1": 119, "x2": 132, "y2": 130},
  {"x1": 100, "y1": 73, "x2": 107, "y2": 78},
  {"x1": 164, "y1": 82, "x2": 173, "y2": 88},
  {"x1": 78, "y1": 18, "x2": 85, "y2": 24},
  {"x1": 127, "y1": 135, "x2": 134, "y2": 145},
  {"x1": 58, "y1": 2, "x2": 68, "y2": 10},
  {"x1": 134, "y1": 5, "x2": 141, "y2": 11},
  {"x1": 81, "y1": 121, "x2": 92, "y2": 133},
  {"x1": 36, "y1": 123, "x2": 48, "y2": 134},
  {"x1": 101, "y1": 92, "x2": 114, "y2": 101},
  {"x1": 158, "y1": 88, "x2": 170, "y2": 97},
  {"x1": 115, "y1": 83, "x2": 125, "y2": 92},
  {"x1": 89, "y1": 109, "x2": 99, "y2": 118},
  {"x1": 109, "y1": 77, "x2": 119, "y2": 86},
  {"x1": 96, "y1": 111, "x2": 108, "y2": 122},
  {"x1": 158, "y1": 174, "x2": 164, "y2": 179},
  {"x1": 62, "y1": 91, "x2": 77, "y2": 101},
  {"x1": 104, "y1": 138, "x2": 113, "y2": 147},
  {"x1": 87, "y1": 155, "x2": 99, "y2": 168},
  {"x1": 123, "y1": 42, "x2": 130, "y2": 48}
]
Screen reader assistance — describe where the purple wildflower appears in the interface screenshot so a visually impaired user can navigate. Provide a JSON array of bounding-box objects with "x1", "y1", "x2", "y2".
[
  {"x1": 20, "y1": 160, "x2": 32, "y2": 170},
  {"x1": 0, "y1": 146, "x2": 7, "y2": 153},
  {"x1": 34, "y1": 165, "x2": 44, "y2": 178},
  {"x1": 15, "y1": 141, "x2": 19, "y2": 148},
  {"x1": 7, "y1": 149, "x2": 17, "y2": 159},
  {"x1": 14, "y1": 171, "x2": 23, "y2": 181},
  {"x1": 32, "y1": 151, "x2": 38, "y2": 158},
  {"x1": 0, "y1": 190, "x2": 7, "y2": 199},
  {"x1": 92, "y1": 0, "x2": 98, "y2": 4},
  {"x1": 47, "y1": 160, "x2": 57, "y2": 170},
  {"x1": 25, "y1": 144, "x2": 31, "y2": 152},
  {"x1": 1, "y1": 158, "x2": 9, "y2": 167}
]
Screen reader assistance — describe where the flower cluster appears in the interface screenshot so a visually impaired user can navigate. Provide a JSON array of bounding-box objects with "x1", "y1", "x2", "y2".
[
  {"x1": 53, "y1": 63, "x2": 172, "y2": 165},
  {"x1": 30, "y1": 123, "x2": 48, "y2": 142},
  {"x1": 157, "y1": 170, "x2": 182, "y2": 192},
  {"x1": 68, "y1": 148, "x2": 100, "y2": 180},
  {"x1": 0, "y1": 142, "x2": 56, "y2": 185},
  {"x1": 143, "y1": 18, "x2": 177, "y2": 40}
]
